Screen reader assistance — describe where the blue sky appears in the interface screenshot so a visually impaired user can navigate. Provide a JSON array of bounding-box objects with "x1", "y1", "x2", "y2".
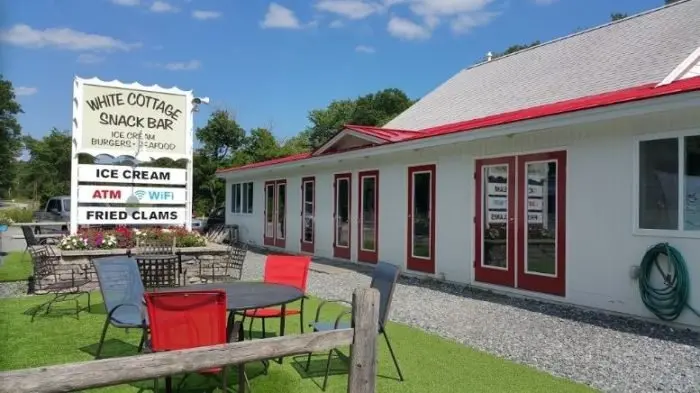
[{"x1": 1, "y1": 0, "x2": 668, "y2": 143}]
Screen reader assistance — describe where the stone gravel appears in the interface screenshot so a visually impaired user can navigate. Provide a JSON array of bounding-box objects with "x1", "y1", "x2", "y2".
[{"x1": 240, "y1": 251, "x2": 700, "y2": 393}]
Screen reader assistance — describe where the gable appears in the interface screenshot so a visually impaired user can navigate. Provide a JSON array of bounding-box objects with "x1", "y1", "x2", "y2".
[
  {"x1": 312, "y1": 129, "x2": 386, "y2": 156},
  {"x1": 658, "y1": 47, "x2": 700, "y2": 86}
]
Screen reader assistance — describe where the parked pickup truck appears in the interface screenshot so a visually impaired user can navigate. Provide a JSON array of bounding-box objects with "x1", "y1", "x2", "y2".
[{"x1": 32, "y1": 196, "x2": 71, "y2": 234}]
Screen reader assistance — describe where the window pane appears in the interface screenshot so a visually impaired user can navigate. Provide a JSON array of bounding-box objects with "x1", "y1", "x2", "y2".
[
  {"x1": 336, "y1": 179, "x2": 350, "y2": 247},
  {"x1": 412, "y1": 172, "x2": 431, "y2": 258},
  {"x1": 525, "y1": 161, "x2": 556, "y2": 275},
  {"x1": 246, "y1": 182, "x2": 254, "y2": 213},
  {"x1": 685, "y1": 135, "x2": 700, "y2": 231},
  {"x1": 483, "y1": 165, "x2": 509, "y2": 268},
  {"x1": 277, "y1": 184, "x2": 286, "y2": 239},
  {"x1": 639, "y1": 138, "x2": 678, "y2": 230},
  {"x1": 361, "y1": 177, "x2": 376, "y2": 251},
  {"x1": 241, "y1": 184, "x2": 248, "y2": 214}
]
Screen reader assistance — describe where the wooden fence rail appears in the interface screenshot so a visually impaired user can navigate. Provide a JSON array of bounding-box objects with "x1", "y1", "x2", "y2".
[{"x1": 0, "y1": 288, "x2": 380, "y2": 393}]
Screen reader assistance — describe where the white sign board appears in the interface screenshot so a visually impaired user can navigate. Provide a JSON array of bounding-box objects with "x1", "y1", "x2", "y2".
[
  {"x1": 487, "y1": 183, "x2": 508, "y2": 196},
  {"x1": 527, "y1": 185, "x2": 543, "y2": 197},
  {"x1": 487, "y1": 196, "x2": 508, "y2": 210},
  {"x1": 78, "y1": 185, "x2": 187, "y2": 204},
  {"x1": 527, "y1": 212, "x2": 544, "y2": 224},
  {"x1": 527, "y1": 198, "x2": 543, "y2": 211},
  {"x1": 77, "y1": 164, "x2": 187, "y2": 185},
  {"x1": 487, "y1": 211, "x2": 508, "y2": 224},
  {"x1": 76, "y1": 207, "x2": 187, "y2": 225},
  {"x1": 75, "y1": 78, "x2": 191, "y2": 160}
]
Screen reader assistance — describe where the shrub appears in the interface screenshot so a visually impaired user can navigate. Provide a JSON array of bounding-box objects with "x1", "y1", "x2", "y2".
[{"x1": 0, "y1": 208, "x2": 33, "y2": 223}]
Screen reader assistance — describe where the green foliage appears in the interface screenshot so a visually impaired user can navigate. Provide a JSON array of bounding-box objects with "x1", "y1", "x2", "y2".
[
  {"x1": 610, "y1": 12, "x2": 628, "y2": 21},
  {"x1": 492, "y1": 41, "x2": 541, "y2": 59},
  {"x1": 305, "y1": 88, "x2": 415, "y2": 149},
  {"x1": 0, "y1": 208, "x2": 33, "y2": 223},
  {"x1": 195, "y1": 109, "x2": 245, "y2": 161},
  {"x1": 0, "y1": 75, "x2": 24, "y2": 199}
]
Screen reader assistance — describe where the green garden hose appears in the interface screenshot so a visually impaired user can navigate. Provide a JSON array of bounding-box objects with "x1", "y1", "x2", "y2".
[{"x1": 638, "y1": 243, "x2": 700, "y2": 321}]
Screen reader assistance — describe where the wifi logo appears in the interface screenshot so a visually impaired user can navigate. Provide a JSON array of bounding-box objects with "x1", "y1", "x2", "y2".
[{"x1": 134, "y1": 190, "x2": 146, "y2": 200}]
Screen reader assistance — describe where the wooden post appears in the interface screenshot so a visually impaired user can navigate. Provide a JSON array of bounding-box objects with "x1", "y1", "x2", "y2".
[{"x1": 347, "y1": 287, "x2": 379, "y2": 393}]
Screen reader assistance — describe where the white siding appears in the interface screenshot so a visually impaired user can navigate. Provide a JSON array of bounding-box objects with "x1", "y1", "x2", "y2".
[
  {"x1": 224, "y1": 104, "x2": 700, "y2": 328},
  {"x1": 682, "y1": 63, "x2": 700, "y2": 79}
]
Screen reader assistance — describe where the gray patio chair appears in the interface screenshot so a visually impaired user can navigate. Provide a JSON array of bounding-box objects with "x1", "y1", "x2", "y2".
[
  {"x1": 92, "y1": 255, "x2": 148, "y2": 359},
  {"x1": 134, "y1": 237, "x2": 176, "y2": 255},
  {"x1": 21, "y1": 225, "x2": 49, "y2": 259},
  {"x1": 196, "y1": 241, "x2": 248, "y2": 283},
  {"x1": 28, "y1": 245, "x2": 91, "y2": 322},
  {"x1": 305, "y1": 261, "x2": 404, "y2": 391}
]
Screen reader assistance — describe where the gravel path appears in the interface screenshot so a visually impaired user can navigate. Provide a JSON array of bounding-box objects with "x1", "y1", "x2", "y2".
[{"x1": 240, "y1": 252, "x2": 700, "y2": 393}]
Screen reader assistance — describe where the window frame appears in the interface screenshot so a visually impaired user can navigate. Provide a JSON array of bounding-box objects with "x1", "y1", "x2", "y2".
[
  {"x1": 231, "y1": 181, "x2": 254, "y2": 215},
  {"x1": 633, "y1": 129, "x2": 700, "y2": 239}
]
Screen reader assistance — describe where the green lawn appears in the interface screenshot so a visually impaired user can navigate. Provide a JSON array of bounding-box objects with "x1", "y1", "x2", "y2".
[
  {"x1": 0, "y1": 293, "x2": 596, "y2": 393},
  {"x1": 0, "y1": 251, "x2": 32, "y2": 282}
]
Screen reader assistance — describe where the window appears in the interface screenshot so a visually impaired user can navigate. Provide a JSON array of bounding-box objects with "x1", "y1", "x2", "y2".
[
  {"x1": 231, "y1": 182, "x2": 254, "y2": 214},
  {"x1": 638, "y1": 134, "x2": 700, "y2": 232}
]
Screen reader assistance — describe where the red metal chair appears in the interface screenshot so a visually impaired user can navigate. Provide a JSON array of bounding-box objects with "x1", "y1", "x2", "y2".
[
  {"x1": 144, "y1": 290, "x2": 250, "y2": 393},
  {"x1": 242, "y1": 255, "x2": 311, "y2": 340}
]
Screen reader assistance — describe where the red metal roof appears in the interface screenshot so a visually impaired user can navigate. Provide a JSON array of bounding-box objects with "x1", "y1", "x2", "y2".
[{"x1": 217, "y1": 76, "x2": 700, "y2": 174}]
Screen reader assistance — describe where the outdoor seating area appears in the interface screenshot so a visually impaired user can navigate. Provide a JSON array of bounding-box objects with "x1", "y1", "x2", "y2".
[{"x1": 0, "y1": 243, "x2": 595, "y2": 393}]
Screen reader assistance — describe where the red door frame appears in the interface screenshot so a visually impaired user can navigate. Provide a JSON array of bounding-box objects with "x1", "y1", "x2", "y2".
[
  {"x1": 333, "y1": 173, "x2": 352, "y2": 259},
  {"x1": 300, "y1": 176, "x2": 315, "y2": 253},
  {"x1": 274, "y1": 179, "x2": 287, "y2": 248},
  {"x1": 407, "y1": 164, "x2": 436, "y2": 274},
  {"x1": 263, "y1": 181, "x2": 275, "y2": 246},
  {"x1": 357, "y1": 170, "x2": 379, "y2": 263},
  {"x1": 263, "y1": 179, "x2": 287, "y2": 248},
  {"x1": 516, "y1": 151, "x2": 566, "y2": 296},
  {"x1": 474, "y1": 157, "x2": 516, "y2": 288}
]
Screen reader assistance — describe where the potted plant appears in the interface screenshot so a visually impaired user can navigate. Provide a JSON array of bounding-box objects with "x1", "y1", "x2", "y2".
[{"x1": 0, "y1": 214, "x2": 13, "y2": 232}]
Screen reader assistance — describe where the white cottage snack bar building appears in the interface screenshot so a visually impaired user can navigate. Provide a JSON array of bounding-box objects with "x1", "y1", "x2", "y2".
[{"x1": 217, "y1": 1, "x2": 700, "y2": 327}]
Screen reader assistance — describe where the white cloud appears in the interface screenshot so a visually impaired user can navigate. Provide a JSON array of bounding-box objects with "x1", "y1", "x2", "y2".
[
  {"x1": 315, "y1": 0, "x2": 383, "y2": 20},
  {"x1": 450, "y1": 11, "x2": 498, "y2": 33},
  {"x1": 192, "y1": 10, "x2": 222, "y2": 20},
  {"x1": 15, "y1": 87, "x2": 38, "y2": 96},
  {"x1": 162, "y1": 60, "x2": 201, "y2": 71},
  {"x1": 355, "y1": 45, "x2": 376, "y2": 53},
  {"x1": 387, "y1": 16, "x2": 430, "y2": 40},
  {"x1": 77, "y1": 53, "x2": 105, "y2": 64},
  {"x1": 150, "y1": 1, "x2": 178, "y2": 13},
  {"x1": 329, "y1": 19, "x2": 345, "y2": 28},
  {"x1": 111, "y1": 0, "x2": 140, "y2": 6},
  {"x1": 261, "y1": 3, "x2": 301, "y2": 29},
  {"x1": 0, "y1": 24, "x2": 140, "y2": 52},
  {"x1": 408, "y1": 0, "x2": 493, "y2": 17}
]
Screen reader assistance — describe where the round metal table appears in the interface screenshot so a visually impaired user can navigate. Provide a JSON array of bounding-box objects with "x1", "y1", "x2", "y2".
[{"x1": 170, "y1": 281, "x2": 305, "y2": 311}]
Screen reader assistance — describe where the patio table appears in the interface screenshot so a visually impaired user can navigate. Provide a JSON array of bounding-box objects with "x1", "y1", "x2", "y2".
[{"x1": 154, "y1": 281, "x2": 304, "y2": 393}]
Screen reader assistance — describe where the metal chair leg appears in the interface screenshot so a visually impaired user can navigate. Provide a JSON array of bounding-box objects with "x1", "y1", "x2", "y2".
[
  {"x1": 382, "y1": 329, "x2": 404, "y2": 381},
  {"x1": 137, "y1": 328, "x2": 147, "y2": 352},
  {"x1": 95, "y1": 318, "x2": 111, "y2": 359},
  {"x1": 299, "y1": 298, "x2": 305, "y2": 334},
  {"x1": 321, "y1": 349, "x2": 334, "y2": 391},
  {"x1": 261, "y1": 318, "x2": 266, "y2": 339}
]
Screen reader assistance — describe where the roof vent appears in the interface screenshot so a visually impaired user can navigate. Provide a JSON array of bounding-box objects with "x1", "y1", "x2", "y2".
[{"x1": 486, "y1": 51, "x2": 493, "y2": 62}]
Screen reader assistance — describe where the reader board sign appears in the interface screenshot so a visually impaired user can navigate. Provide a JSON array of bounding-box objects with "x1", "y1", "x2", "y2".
[
  {"x1": 77, "y1": 207, "x2": 187, "y2": 225},
  {"x1": 77, "y1": 79, "x2": 189, "y2": 159},
  {"x1": 77, "y1": 164, "x2": 186, "y2": 185},
  {"x1": 78, "y1": 185, "x2": 187, "y2": 205}
]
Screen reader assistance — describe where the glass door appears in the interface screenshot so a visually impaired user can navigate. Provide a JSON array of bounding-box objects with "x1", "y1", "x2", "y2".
[
  {"x1": 407, "y1": 164, "x2": 435, "y2": 273},
  {"x1": 516, "y1": 152, "x2": 566, "y2": 296},
  {"x1": 333, "y1": 173, "x2": 352, "y2": 259},
  {"x1": 358, "y1": 170, "x2": 379, "y2": 263},
  {"x1": 300, "y1": 176, "x2": 315, "y2": 253},
  {"x1": 474, "y1": 157, "x2": 516, "y2": 287},
  {"x1": 263, "y1": 179, "x2": 286, "y2": 248}
]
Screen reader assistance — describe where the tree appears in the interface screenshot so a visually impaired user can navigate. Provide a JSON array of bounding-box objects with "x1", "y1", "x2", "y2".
[
  {"x1": 0, "y1": 75, "x2": 24, "y2": 198},
  {"x1": 610, "y1": 12, "x2": 628, "y2": 21},
  {"x1": 305, "y1": 88, "x2": 415, "y2": 149},
  {"x1": 19, "y1": 129, "x2": 79, "y2": 204},
  {"x1": 492, "y1": 41, "x2": 541, "y2": 59},
  {"x1": 195, "y1": 109, "x2": 245, "y2": 162}
]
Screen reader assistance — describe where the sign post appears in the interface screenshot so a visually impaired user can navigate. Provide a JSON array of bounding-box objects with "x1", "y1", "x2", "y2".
[{"x1": 70, "y1": 77, "x2": 195, "y2": 234}]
